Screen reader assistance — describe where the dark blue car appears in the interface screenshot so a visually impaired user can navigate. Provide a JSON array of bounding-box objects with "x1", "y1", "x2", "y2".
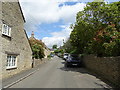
[{"x1": 65, "y1": 54, "x2": 81, "y2": 67}]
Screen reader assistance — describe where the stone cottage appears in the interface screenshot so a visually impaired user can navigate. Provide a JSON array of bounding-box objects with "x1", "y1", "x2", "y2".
[{"x1": 0, "y1": 1, "x2": 32, "y2": 79}]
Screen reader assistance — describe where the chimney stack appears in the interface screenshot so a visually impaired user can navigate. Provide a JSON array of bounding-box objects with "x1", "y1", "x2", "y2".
[{"x1": 31, "y1": 31, "x2": 34, "y2": 38}]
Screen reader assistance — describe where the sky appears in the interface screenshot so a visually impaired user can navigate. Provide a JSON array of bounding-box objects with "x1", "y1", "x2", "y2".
[{"x1": 19, "y1": 0, "x2": 119, "y2": 48}]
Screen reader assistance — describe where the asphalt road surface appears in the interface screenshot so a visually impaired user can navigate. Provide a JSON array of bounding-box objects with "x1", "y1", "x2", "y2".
[{"x1": 10, "y1": 56, "x2": 111, "y2": 88}]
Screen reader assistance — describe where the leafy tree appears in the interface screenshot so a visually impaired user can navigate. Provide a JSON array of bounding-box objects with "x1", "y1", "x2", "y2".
[
  {"x1": 54, "y1": 49, "x2": 64, "y2": 54},
  {"x1": 32, "y1": 44, "x2": 45, "y2": 59},
  {"x1": 29, "y1": 38, "x2": 45, "y2": 59},
  {"x1": 70, "y1": 1, "x2": 120, "y2": 56},
  {"x1": 52, "y1": 45, "x2": 57, "y2": 49},
  {"x1": 92, "y1": 23, "x2": 120, "y2": 56},
  {"x1": 62, "y1": 39, "x2": 74, "y2": 53}
]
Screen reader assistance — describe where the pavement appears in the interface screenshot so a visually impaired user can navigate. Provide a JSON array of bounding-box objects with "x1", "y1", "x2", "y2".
[
  {"x1": 2, "y1": 58, "x2": 50, "y2": 89},
  {"x1": 2, "y1": 56, "x2": 113, "y2": 89}
]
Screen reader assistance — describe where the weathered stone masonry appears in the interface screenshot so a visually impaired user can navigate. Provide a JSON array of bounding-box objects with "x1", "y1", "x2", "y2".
[
  {"x1": 0, "y1": 1, "x2": 2, "y2": 83},
  {"x1": 0, "y1": 1, "x2": 32, "y2": 79},
  {"x1": 83, "y1": 55, "x2": 120, "y2": 87}
]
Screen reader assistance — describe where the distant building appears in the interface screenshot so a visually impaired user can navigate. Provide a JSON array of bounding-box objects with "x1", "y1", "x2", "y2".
[
  {"x1": 44, "y1": 45, "x2": 51, "y2": 58},
  {"x1": 0, "y1": 1, "x2": 32, "y2": 79}
]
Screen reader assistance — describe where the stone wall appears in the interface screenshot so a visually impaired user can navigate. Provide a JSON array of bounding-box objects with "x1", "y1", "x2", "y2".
[
  {"x1": 83, "y1": 55, "x2": 120, "y2": 87},
  {"x1": 44, "y1": 48, "x2": 51, "y2": 58},
  {"x1": 0, "y1": 2, "x2": 32, "y2": 79},
  {"x1": 0, "y1": 1, "x2": 2, "y2": 88},
  {"x1": 33, "y1": 58, "x2": 48, "y2": 68}
]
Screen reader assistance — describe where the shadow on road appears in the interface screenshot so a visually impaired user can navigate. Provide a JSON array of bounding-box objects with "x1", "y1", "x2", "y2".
[
  {"x1": 59, "y1": 66, "x2": 92, "y2": 74},
  {"x1": 60, "y1": 61, "x2": 96, "y2": 75},
  {"x1": 59, "y1": 61, "x2": 113, "y2": 89}
]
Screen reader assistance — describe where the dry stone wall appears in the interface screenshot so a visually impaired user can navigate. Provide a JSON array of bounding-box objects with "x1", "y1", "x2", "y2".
[{"x1": 83, "y1": 55, "x2": 120, "y2": 87}]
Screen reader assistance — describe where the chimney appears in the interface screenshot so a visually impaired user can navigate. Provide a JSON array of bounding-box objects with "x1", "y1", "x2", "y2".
[{"x1": 31, "y1": 31, "x2": 34, "y2": 38}]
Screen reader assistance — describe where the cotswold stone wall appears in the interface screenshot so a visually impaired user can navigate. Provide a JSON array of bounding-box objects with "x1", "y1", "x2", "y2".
[
  {"x1": 83, "y1": 55, "x2": 120, "y2": 87},
  {"x1": 0, "y1": 2, "x2": 32, "y2": 79},
  {"x1": 44, "y1": 48, "x2": 51, "y2": 58},
  {"x1": 33, "y1": 58, "x2": 48, "y2": 68},
  {"x1": 0, "y1": 2, "x2": 2, "y2": 87}
]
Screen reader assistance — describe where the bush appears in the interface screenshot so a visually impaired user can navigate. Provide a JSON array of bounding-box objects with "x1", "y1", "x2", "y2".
[
  {"x1": 29, "y1": 39, "x2": 45, "y2": 59},
  {"x1": 32, "y1": 44, "x2": 45, "y2": 59}
]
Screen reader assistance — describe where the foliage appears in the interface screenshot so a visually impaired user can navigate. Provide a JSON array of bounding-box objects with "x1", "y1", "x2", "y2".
[
  {"x1": 47, "y1": 55, "x2": 52, "y2": 59},
  {"x1": 63, "y1": 39, "x2": 74, "y2": 53},
  {"x1": 54, "y1": 49, "x2": 64, "y2": 54},
  {"x1": 32, "y1": 44, "x2": 45, "y2": 59},
  {"x1": 52, "y1": 45, "x2": 57, "y2": 49},
  {"x1": 29, "y1": 38, "x2": 45, "y2": 47},
  {"x1": 70, "y1": 1, "x2": 120, "y2": 57},
  {"x1": 29, "y1": 38, "x2": 45, "y2": 59},
  {"x1": 92, "y1": 24, "x2": 120, "y2": 56},
  {"x1": 70, "y1": 48, "x2": 79, "y2": 54}
]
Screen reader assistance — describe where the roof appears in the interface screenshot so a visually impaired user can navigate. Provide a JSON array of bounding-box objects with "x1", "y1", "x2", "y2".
[{"x1": 18, "y1": 0, "x2": 26, "y2": 22}]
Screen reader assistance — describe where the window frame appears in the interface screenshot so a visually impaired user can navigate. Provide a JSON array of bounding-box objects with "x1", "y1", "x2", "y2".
[
  {"x1": 6, "y1": 55, "x2": 17, "y2": 69},
  {"x1": 2, "y1": 24, "x2": 11, "y2": 37}
]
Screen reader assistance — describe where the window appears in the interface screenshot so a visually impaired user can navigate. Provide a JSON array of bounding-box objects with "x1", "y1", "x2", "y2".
[
  {"x1": 6, "y1": 55, "x2": 17, "y2": 69},
  {"x1": 2, "y1": 24, "x2": 11, "y2": 37}
]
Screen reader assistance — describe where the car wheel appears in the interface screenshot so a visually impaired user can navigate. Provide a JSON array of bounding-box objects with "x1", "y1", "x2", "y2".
[{"x1": 65, "y1": 63, "x2": 68, "y2": 67}]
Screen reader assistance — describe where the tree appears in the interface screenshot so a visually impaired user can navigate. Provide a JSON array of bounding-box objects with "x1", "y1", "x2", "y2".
[
  {"x1": 52, "y1": 45, "x2": 57, "y2": 49},
  {"x1": 62, "y1": 38, "x2": 76, "y2": 54},
  {"x1": 32, "y1": 44, "x2": 45, "y2": 59},
  {"x1": 29, "y1": 38, "x2": 45, "y2": 59},
  {"x1": 70, "y1": 1, "x2": 120, "y2": 56}
]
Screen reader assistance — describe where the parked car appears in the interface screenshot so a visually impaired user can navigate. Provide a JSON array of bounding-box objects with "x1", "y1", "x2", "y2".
[
  {"x1": 50, "y1": 54, "x2": 54, "y2": 57},
  {"x1": 65, "y1": 54, "x2": 81, "y2": 67},
  {"x1": 50, "y1": 53, "x2": 54, "y2": 57},
  {"x1": 63, "y1": 53, "x2": 69, "y2": 60}
]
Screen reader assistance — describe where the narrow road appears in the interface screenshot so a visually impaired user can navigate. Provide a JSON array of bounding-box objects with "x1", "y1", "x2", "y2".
[{"x1": 10, "y1": 56, "x2": 111, "y2": 88}]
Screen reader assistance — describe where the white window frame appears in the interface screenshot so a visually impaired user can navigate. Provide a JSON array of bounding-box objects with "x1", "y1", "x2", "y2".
[
  {"x1": 6, "y1": 55, "x2": 17, "y2": 69},
  {"x1": 2, "y1": 24, "x2": 11, "y2": 37}
]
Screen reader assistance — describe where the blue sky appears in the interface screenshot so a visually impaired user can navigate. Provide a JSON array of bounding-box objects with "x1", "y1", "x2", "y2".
[
  {"x1": 32, "y1": 21, "x2": 65, "y2": 39},
  {"x1": 20, "y1": 0, "x2": 119, "y2": 48}
]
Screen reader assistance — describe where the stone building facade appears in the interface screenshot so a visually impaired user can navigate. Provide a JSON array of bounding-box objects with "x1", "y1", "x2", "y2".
[
  {"x1": 0, "y1": 1, "x2": 32, "y2": 79},
  {"x1": 44, "y1": 48, "x2": 51, "y2": 58}
]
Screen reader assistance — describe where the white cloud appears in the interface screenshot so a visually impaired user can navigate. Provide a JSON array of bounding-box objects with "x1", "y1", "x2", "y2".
[
  {"x1": 42, "y1": 37, "x2": 64, "y2": 48},
  {"x1": 19, "y1": 0, "x2": 86, "y2": 31},
  {"x1": 19, "y1": 0, "x2": 86, "y2": 48},
  {"x1": 20, "y1": 0, "x2": 82, "y2": 3},
  {"x1": 59, "y1": 3, "x2": 86, "y2": 23},
  {"x1": 42, "y1": 24, "x2": 72, "y2": 48}
]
